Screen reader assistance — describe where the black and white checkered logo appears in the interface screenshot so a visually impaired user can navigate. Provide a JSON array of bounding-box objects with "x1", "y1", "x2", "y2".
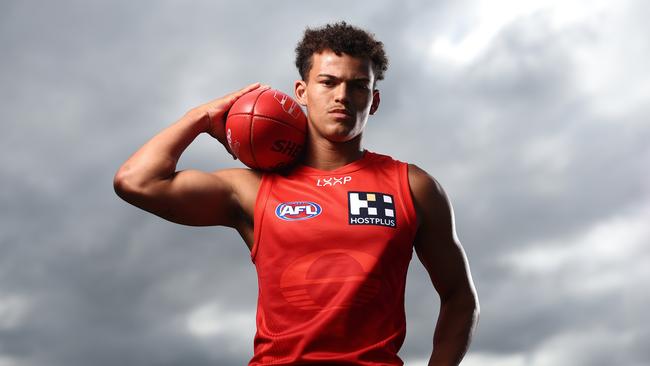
[{"x1": 348, "y1": 191, "x2": 396, "y2": 228}]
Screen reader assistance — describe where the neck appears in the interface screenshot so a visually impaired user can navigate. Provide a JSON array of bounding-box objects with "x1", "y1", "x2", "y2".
[{"x1": 301, "y1": 135, "x2": 365, "y2": 171}]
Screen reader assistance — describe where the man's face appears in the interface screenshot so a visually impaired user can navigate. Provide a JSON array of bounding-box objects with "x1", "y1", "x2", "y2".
[{"x1": 294, "y1": 49, "x2": 380, "y2": 143}]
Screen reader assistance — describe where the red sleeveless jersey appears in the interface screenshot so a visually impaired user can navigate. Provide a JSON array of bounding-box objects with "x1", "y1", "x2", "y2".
[{"x1": 248, "y1": 150, "x2": 418, "y2": 366}]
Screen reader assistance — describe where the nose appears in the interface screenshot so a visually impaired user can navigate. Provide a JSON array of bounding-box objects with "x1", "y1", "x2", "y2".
[{"x1": 334, "y1": 82, "x2": 349, "y2": 104}]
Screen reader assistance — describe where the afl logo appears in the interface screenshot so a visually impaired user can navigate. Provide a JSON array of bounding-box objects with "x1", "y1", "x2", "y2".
[{"x1": 275, "y1": 201, "x2": 322, "y2": 221}]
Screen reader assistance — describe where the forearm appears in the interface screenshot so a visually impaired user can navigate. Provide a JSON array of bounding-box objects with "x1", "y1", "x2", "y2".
[
  {"x1": 114, "y1": 108, "x2": 209, "y2": 190},
  {"x1": 428, "y1": 294, "x2": 479, "y2": 366}
]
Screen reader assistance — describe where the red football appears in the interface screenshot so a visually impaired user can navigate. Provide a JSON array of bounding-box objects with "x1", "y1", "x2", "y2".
[{"x1": 225, "y1": 88, "x2": 307, "y2": 171}]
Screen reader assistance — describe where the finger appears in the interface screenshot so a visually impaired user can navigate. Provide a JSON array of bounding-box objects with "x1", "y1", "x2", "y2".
[
  {"x1": 225, "y1": 82, "x2": 270, "y2": 109},
  {"x1": 235, "y1": 82, "x2": 262, "y2": 97},
  {"x1": 222, "y1": 83, "x2": 260, "y2": 106}
]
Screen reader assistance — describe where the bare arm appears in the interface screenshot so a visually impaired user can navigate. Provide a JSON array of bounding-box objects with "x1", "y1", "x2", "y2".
[
  {"x1": 113, "y1": 83, "x2": 266, "y2": 227},
  {"x1": 408, "y1": 164, "x2": 480, "y2": 366}
]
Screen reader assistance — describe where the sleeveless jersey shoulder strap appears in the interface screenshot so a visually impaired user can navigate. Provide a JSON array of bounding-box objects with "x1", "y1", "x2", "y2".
[
  {"x1": 396, "y1": 159, "x2": 418, "y2": 239},
  {"x1": 251, "y1": 172, "x2": 274, "y2": 263}
]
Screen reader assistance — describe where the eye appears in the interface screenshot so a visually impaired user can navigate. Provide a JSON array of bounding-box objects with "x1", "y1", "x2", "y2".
[
  {"x1": 320, "y1": 79, "x2": 335, "y2": 87},
  {"x1": 353, "y1": 82, "x2": 370, "y2": 91}
]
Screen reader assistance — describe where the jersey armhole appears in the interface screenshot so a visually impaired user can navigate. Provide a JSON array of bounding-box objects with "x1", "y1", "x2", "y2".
[
  {"x1": 251, "y1": 173, "x2": 274, "y2": 264},
  {"x1": 397, "y1": 162, "x2": 418, "y2": 240}
]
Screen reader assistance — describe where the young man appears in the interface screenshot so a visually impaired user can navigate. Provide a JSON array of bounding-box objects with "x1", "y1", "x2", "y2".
[{"x1": 114, "y1": 22, "x2": 479, "y2": 366}]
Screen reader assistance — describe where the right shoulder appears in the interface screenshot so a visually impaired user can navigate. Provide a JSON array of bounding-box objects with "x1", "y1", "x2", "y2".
[
  {"x1": 211, "y1": 167, "x2": 264, "y2": 223},
  {"x1": 212, "y1": 166, "x2": 264, "y2": 198},
  {"x1": 211, "y1": 167, "x2": 264, "y2": 185}
]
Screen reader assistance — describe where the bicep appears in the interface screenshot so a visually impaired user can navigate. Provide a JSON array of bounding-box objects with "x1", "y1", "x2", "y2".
[
  {"x1": 125, "y1": 168, "x2": 244, "y2": 227},
  {"x1": 409, "y1": 165, "x2": 475, "y2": 300},
  {"x1": 414, "y1": 223, "x2": 472, "y2": 300}
]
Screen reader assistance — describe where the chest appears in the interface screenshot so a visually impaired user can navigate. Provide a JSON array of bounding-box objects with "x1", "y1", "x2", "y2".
[{"x1": 256, "y1": 169, "x2": 415, "y2": 260}]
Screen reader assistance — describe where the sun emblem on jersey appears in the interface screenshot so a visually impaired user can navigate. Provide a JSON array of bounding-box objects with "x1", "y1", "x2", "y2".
[{"x1": 279, "y1": 249, "x2": 381, "y2": 311}]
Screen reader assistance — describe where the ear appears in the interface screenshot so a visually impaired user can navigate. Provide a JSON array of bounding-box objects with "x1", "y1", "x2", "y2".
[
  {"x1": 369, "y1": 89, "x2": 380, "y2": 115},
  {"x1": 294, "y1": 80, "x2": 308, "y2": 106}
]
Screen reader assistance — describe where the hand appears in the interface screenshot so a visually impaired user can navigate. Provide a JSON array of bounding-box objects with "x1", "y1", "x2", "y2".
[{"x1": 195, "y1": 82, "x2": 269, "y2": 158}]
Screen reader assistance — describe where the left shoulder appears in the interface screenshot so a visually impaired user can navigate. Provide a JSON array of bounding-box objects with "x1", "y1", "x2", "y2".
[
  {"x1": 407, "y1": 163, "x2": 448, "y2": 205},
  {"x1": 406, "y1": 163, "x2": 453, "y2": 227},
  {"x1": 407, "y1": 163, "x2": 440, "y2": 194},
  {"x1": 371, "y1": 152, "x2": 444, "y2": 196}
]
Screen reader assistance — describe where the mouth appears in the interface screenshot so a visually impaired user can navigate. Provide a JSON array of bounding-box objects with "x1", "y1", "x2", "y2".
[{"x1": 328, "y1": 108, "x2": 354, "y2": 119}]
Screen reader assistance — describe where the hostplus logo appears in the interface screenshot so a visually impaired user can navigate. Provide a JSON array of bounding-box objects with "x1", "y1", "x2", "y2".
[{"x1": 348, "y1": 192, "x2": 396, "y2": 228}]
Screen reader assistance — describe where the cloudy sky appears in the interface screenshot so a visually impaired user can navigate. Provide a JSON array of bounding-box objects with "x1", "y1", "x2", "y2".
[{"x1": 2, "y1": 0, "x2": 649, "y2": 365}]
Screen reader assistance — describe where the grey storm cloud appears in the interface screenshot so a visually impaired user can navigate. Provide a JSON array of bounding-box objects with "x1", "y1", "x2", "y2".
[{"x1": 1, "y1": 1, "x2": 649, "y2": 366}]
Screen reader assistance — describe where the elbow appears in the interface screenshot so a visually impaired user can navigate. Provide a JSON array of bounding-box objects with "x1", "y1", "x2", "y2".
[
  {"x1": 466, "y1": 290, "x2": 480, "y2": 328},
  {"x1": 113, "y1": 169, "x2": 129, "y2": 199},
  {"x1": 443, "y1": 288, "x2": 480, "y2": 318},
  {"x1": 465, "y1": 289, "x2": 480, "y2": 319},
  {"x1": 457, "y1": 291, "x2": 480, "y2": 331},
  {"x1": 460, "y1": 292, "x2": 480, "y2": 319},
  {"x1": 113, "y1": 165, "x2": 145, "y2": 202},
  {"x1": 471, "y1": 295, "x2": 480, "y2": 324}
]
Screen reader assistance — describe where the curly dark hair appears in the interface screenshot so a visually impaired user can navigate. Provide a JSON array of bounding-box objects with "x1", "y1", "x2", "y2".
[{"x1": 295, "y1": 21, "x2": 388, "y2": 84}]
